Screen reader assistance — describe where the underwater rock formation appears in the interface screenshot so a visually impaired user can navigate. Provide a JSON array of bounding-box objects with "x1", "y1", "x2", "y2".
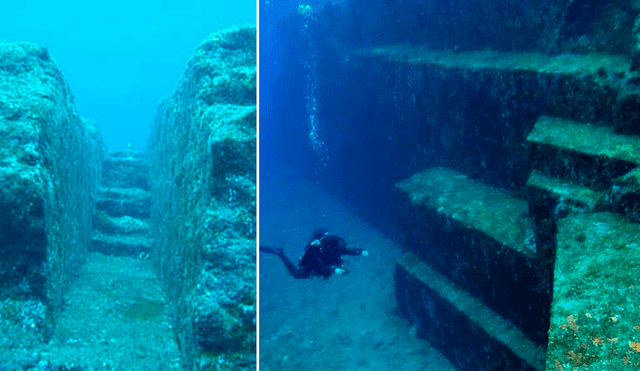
[
  {"x1": 91, "y1": 152, "x2": 152, "y2": 257},
  {"x1": 0, "y1": 41, "x2": 105, "y2": 339},
  {"x1": 279, "y1": 1, "x2": 640, "y2": 369},
  {"x1": 148, "y1": 24, "x2": 256, "y2": 370}
]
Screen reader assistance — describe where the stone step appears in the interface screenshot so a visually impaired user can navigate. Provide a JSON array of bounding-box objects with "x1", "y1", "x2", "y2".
[
  {"x1": 546, "y1": 212, "x2": 640, "y2": 369},
  {"x1": 102, "y1": 151, "x2": 149, "y2": 190},
  {"x1": 396, "y1": 167, "x2": 535, "y2": 256},
  {"x1": 526, "y1": 170, "x2": 608, "y2": 271},
  {"x1": 91, "y1": 232, "x2": 152, "y2": 257},
  {"x1": 357, "y1": 46, "x2": 630, "y2": 76},
  {"x1": 92, "y1": 211, "x2": 150, "y2": 235},
  {"x1": 608, "y1": 167, "x2": 640, "y2": 220},
  {"x1": 351, "y1": 47, "x2": 635, "y2": 196},
  {"x1": 527, "y1": 116, "x2": 640, "y2": 190},
  {"x1": 95, "y1": 187, "x2": 150, "y2": 219},
  {"x1": 395, "y1": 167, "x2": 549, "y2": 345},
  {"x1": 527, "y1": 170, "x2": 607, "y2": 216},
  {"x1": 395, "y1": 252, "x2": 544, "y2": 371},
  {"x1": 354, "y1": 46, "x2": 629, "y2": 127}
]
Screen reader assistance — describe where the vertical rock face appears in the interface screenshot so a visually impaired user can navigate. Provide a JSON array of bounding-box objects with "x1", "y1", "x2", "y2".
[
  {"x1": 148, "y1": 25, "x2": 256, "y2": 370},
  {"x1": 346, "y1": 0, "x2": 635, "y2": 55},
  {"x1": 0, "y1": 41, "x2": 105, "y2": 336}
]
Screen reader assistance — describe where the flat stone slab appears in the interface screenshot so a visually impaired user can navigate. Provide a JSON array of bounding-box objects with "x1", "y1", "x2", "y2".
[
  {"x1": 547, "y1": 212, "x2": 640, "y2": 369},
  {"x1": 95, "y1": 187, "x2": 151, "y2": 218},
  {"x1": 395, "y1": 167, "x2": 549, "y2": 345},
  {"x1": 355, "y1": 46, "x2": 631, "y2": 76},
  {"x1": 528, "y1": 116, "x2": 640, "y2": 165},
  {"x1": 91, "y1": 233, "x2": 152, "y2": 257},
  {"x1": 102, "y1": 151, "x2": 149, "y2": 190},
  {"x1": 396, "y1": 252, "x2": 544, "y2": 371},
  {"x1": 397, "y1": 167, "x2": 532, "y2": 256},
  {"x1": 92, "y1": 212, "x2": 150, "y2": 235},
  {"x1": 526, "y1": 170, "x2": 606, "y2": 214}
]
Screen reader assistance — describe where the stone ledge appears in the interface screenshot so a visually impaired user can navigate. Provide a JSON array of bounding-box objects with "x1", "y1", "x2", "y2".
[
  {"x1": 526, "y1": 170, "x2": 606, "y2": 215},
  {"x1": 91, "y1": 233, "x2": 152, "y2": 257},
  {"x1": 355, "y1": 46, "x2": 630, "y2": 76},
  {"x1": 528, "y1": 116, "x2": 640, "y2": 165},
  {"x1": 95, "y1": 187, "x2": 150, "y2": 218},
  {"x1": 396, "y1": 252, "x2": 544, "y2": 371},
  {"x1": 395, "y1": 167, "x2": 549, "y2": 345},
  {"x1": 527, "y1": 116, "x2": 640, "y2": 190},
  {"x1": 397, "y1": 167, "x2": 533, "y2": 256}
]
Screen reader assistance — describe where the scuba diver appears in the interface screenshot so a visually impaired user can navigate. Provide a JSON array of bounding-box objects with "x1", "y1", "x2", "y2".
[{"x1": 260, "y1": 228, "x2": 368, "y2": 279}]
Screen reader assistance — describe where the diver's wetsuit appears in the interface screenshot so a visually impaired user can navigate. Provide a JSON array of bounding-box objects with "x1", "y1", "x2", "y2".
[{"x1": 260, "y1": 228, "x2": 367, "y2": 279}]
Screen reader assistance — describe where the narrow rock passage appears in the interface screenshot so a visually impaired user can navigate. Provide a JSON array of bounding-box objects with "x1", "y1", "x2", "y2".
[
  {"x1": 29, "y1": 151, "x2": 181, "y2": 369},
  {"x1": 40, "y1": 252, "x2": 181, "y2": 370},
  {"x1": 0, "y1": 26, "x2": 257, "y2": 369}
]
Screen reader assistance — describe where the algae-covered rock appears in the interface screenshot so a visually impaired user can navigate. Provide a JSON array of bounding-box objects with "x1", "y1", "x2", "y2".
[
  {"x1": 148, "y1": 24, "x2": 256, "y2": 370},
  {"x1": 0, "y1": 40, "x2": 105, "y2": 338},
  {"x1": 547, "y1": 213, "x2": 640, "y2": 369}
]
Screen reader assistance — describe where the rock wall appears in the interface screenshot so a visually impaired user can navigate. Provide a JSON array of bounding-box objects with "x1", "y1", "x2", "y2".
[
  {"x1": 0, "y1": 41, "x2": 105, "y2": 340},
  {"x1": 280, "y1": 0, "x2": 640, "y2": 233},
  {"x1": 347, "y1": 0, "x2": 636, "y2": 55},
  {"x1": 276, "y1": 2, "x2": 640, "y2": 369},
  {"x1": 148, "y1": 25, "x2": 256, "y2": 370},
  {"x1": 319, "y1": 48, "x2": 631, "y2": 232}
]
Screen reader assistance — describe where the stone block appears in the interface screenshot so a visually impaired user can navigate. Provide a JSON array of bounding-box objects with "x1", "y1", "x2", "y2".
[{"x1": 148, "y1": 24, "x2": 256, "y2": 370}]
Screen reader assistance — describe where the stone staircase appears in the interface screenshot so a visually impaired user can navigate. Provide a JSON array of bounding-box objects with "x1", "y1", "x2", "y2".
[
  {"x1": 395, "y1": 252, "x2": 544, "y2": 371},
  {"x1": 377, "y1": 46, "x2": 640, "y2": 370},
  {"x1": 395, "y1": 168, "x2": 547, "y2": 371},
  {"x1": 92, "y1": 152, "x2": 152, "y2": 257},
  {"x1": 526, "y1": 116, "x2": 640, "y2": 369},
  {"x1": 0, "y1": 151, "x2": 181, "y2": 369}
]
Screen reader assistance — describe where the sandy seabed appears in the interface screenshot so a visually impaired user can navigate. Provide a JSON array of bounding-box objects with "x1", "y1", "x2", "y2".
[{"x1": 259, "y1": 169, "x2": 456, "y2": 371}]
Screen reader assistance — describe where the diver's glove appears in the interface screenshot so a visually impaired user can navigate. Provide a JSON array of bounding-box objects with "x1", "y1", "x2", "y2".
[{"x1": 334, "y1": 267, "x2": 348, "y2": 275}]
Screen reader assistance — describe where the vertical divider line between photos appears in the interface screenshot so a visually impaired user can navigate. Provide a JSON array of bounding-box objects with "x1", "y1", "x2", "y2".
[{"x1": 255, "y1": 1, "x2": 261, "y2": 368}]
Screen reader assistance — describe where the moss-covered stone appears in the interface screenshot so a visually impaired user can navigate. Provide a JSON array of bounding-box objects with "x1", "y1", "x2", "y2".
[
  {"x1": 527, "y1": 170, "x2": 606, "y2": 214},
  {"x1": 395, "y1": 167, "x2": 549, "y2": 345},
  {"x1": 527, "y1": 116, "x2": 640, "y2": 191},
  {"x1": 0, "y1": 40, "x2": 105, "y2": 333},
  {"x1": 148, "y1": 24, "x2": 256, "y2": 370},
  {"x1": 396, "y1": 252, "x2": 544, "y2": 371},
  {"x1": 529, "y1": 116, "x2": 640, "y2": 165},
  {"x1": 547, "y1": 212, "x2": 640, "y2": 369},
  {"x1": 347, "y1": 0, "x2": 635, "y2": 55},
  {"x1": 101, "y1": 151, "x2": 149, "y2": 190},
  {"x1": 95, "y1": 187, "x2": 151, "y2": 218}
]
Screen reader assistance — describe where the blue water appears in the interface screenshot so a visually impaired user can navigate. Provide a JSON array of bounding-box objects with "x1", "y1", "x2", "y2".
[
  {"x1": 259, "y1": 169, "x2": 454, "y2": 371},
  {"x1": 260, "y1": 0, "x2": 345, "y2": 174},
  {"x1": 0, "y1": 0, "x2": 255, "y2": 151},
  {"x1": 258, "y1": 2, "x2": 453, "y2": 370}
]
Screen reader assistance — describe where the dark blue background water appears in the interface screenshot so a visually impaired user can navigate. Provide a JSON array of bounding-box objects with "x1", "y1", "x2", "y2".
[
  {"x1": 258, "y1": 7, "x2": 457, "y2": 370},
  {"x1": 260, "y1": 0, "x2": 348, "y2": 174},
  {"x1": 260, "y1": 0, "x2": 412, "y2": 240},
  {"x1": 0, "y1": 0, "x2": 255, "y2": 151}
]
